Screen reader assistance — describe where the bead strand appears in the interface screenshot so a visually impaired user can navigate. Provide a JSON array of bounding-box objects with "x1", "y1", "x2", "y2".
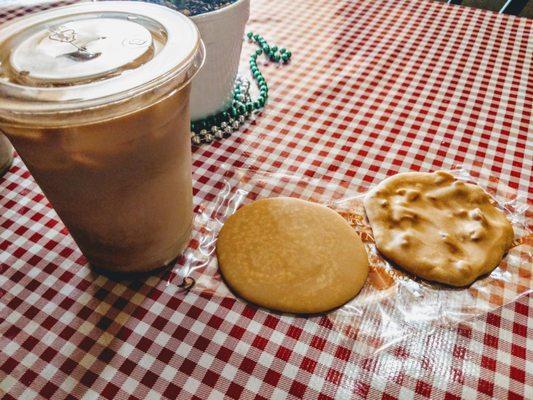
[{"x1": 191, "y1": 32, "x2": 291, "y2": 145}]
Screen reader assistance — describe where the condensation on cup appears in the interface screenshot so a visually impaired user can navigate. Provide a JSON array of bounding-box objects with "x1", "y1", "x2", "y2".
[
  {"x1": 0, "y1": 134, "x2": 13, "y2": 176},
  {"x1": 0, "y1": 2, "x2": 205, "y2": 274}
]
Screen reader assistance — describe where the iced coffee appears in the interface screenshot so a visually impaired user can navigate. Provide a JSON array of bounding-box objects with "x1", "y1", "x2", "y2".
[{"x1": 0, "y1": 2, "x2": 205, "y2": 273}]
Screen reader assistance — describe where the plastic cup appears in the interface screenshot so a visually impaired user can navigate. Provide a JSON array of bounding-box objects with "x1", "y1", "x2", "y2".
[{"x1": 0, "y1": 1, "x2": 205, "y2": 273}]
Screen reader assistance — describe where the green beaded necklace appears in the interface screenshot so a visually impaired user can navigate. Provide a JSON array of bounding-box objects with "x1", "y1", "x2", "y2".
[{"x1": 190, "y1": 32, "x2": 291, "y2": 145}]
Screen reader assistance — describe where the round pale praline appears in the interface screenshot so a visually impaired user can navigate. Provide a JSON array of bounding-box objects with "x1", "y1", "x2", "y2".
[{"x1": 216, "y1": 197, "x2": 369, "y2": 314}]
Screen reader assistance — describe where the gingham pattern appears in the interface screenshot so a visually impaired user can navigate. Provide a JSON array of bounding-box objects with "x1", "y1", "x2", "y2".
[{"x1": 1, "y1": 0, "x2": 532, "y2": 399}]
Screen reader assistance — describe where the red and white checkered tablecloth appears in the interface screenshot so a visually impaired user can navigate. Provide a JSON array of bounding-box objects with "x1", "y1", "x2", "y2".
[{"x1": 1, "y1": 0, "x2": 532, "y2": 399}]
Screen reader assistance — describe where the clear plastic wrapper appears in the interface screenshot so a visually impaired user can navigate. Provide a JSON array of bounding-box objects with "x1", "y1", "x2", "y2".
[{"x1": 170, "y1": 166, "x2": 532, "y2": 355}]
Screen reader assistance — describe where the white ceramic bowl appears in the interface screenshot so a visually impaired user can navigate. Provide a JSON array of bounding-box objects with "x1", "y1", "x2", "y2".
[{"x1": 190, "y1": 0, "x2": 250, "y2": 120}]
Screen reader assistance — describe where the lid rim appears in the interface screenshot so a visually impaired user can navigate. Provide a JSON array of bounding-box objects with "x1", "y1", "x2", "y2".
[{"x1": 0, "y1": 40, "x2": 205, "y2": 120}]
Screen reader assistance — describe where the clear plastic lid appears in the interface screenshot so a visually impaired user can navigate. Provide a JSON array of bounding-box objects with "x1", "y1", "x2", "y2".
[{"x1": 0, "y1": 1, "x2": 204, "y2": 125}]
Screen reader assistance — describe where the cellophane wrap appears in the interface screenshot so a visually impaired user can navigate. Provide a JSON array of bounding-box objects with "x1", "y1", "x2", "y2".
[{"x1": 170, "y1": 167, "x2": 532, "y2": 355}]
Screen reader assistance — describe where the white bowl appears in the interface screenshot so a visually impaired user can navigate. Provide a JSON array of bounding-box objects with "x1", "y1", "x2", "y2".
[{"x1": 190, "y1": 0, "x2": 250, "y2": 120}]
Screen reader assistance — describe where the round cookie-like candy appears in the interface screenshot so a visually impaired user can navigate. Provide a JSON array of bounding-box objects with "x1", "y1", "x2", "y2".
[
  {"x1": 216, "y1": 197, "x2": 369, "y2": 314},
  {"x1": 363, "y1": 171, "x2": 514, "y2": 287}
]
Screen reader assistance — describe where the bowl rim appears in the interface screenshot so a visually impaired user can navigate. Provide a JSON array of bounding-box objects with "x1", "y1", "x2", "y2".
[{"x1": 190, "y1": 0, "x2": 250, "y2": 22}]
